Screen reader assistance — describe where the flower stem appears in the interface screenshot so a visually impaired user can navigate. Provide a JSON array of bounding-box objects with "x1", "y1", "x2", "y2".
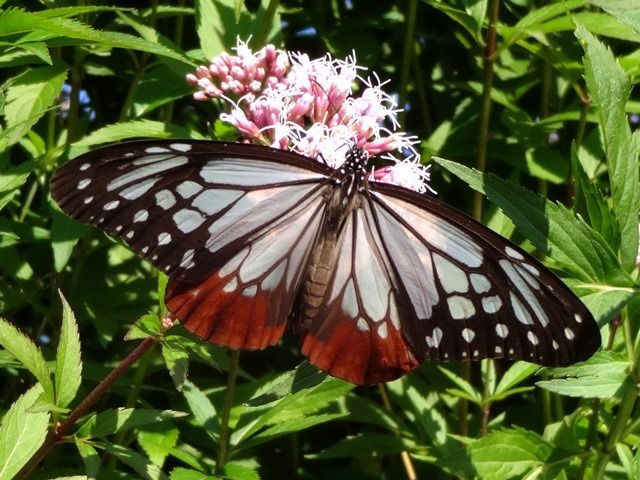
[
  {"x1": 216, "y1": 349, "x2": 241, "y2": 475},
  {"x1": 15, "y1": 337, "x2": 158, "y2": 480}
]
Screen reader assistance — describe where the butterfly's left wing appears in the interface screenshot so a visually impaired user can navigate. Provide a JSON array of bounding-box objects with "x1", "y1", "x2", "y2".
[{"x1": 51, "y1": 140, "x2": 333, "y2": 349}]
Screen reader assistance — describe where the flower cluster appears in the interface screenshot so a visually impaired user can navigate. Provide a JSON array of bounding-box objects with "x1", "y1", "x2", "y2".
[{"x1": 187, "y1": 39, "x2": 431, "y2": 193}]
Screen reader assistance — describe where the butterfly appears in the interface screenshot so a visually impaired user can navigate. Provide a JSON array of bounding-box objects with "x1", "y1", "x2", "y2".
[{"x1": 50, "y1": 140, "x2": 601, "y2": 385}]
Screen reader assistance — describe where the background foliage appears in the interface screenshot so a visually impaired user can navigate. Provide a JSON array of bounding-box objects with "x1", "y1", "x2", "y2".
[{"x1": 0, "y1": 0, "x2": 639, "y2": 479}]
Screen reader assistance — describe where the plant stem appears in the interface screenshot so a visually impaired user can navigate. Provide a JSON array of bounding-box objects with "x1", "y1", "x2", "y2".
[
  {"x1": 215, "y1": 349, "x2": 241, "y2": 475},
  {"x1": 378, "y1": 384, "x2": 417, "y2": 480},
  {"x1": 397, "y1": 0, "x2": 417, "y2": 127},
  {"x1": 15, "y1": 337, "x2": 158, "y2": 480},
  {"x1": 593, "y1": 312, "x2": 640, "y2": 478},
  {"x1": 472, "y1": 0, "x2": 500, "y2": 221}
]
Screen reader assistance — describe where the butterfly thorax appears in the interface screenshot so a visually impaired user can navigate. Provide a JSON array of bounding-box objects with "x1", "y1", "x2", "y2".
[{"x1": 301, "y1": 147, "x2": 368, "y2": 329}]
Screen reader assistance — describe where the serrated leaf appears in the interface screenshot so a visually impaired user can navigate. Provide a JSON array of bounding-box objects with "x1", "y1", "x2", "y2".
[
  {"x1": 74, "y1": 437, "x2": 101, "y2": 478},
  {"x1": 0, "y1": 384, "x2": 50, "y2": 480},
  {"x1": 0, "y1": 160, "x2": 34, "y2": 212},
  {"x1": 137, "y1": 422, "x2": 179, "y2": 468},
  {"x1": 181, "y1": 381, "x2": 220, "y2": 443},
  {"x1": 3, "y1": 62, "x2": 67, "y2": 146},
  {"x1": 537, "y1": 351, "x2": 631, "y2": 398},
  {"x1": 571, "y1": 145, "x2": 619, "y2": 251},
  {"x1": 434, "y1": 157, "x2": 633, "y2": 287},
  {"x1": 306, "y1": 433, "x2": 419, "y2": 459},
  {"x1": 591, "y1": 0, "x2": 640, "y2": 36},
  {"x1": 224, "y1": 461, "x2": 260, "y2": 480},
  {"x1": 469, "y1": 428, "x2": 553, "y2": 480},
  {"x1": 55, "y1": 291, "x2": 82, "y2": 409},
  {"x1": 76, "y1": 408, "x2": 187, "y2": 439},
  {"x1": 126, "y1": 313, "x2": 163, "y2": 341},
  {"x1": 97, "y1": 440, "x2": 168, "y2": 480},
  {"x1": 0, "y1": 317, "x2": 54, "y2": 403},
  {"x1": 245, "y1": 362, "x2": 327, "y2": 406},
  {"x1": 577, "y1": 24, "x2": 640, "y2": 271},
  {"x1": 161, "y1": 335, "x2": 189, "y2": 391}
]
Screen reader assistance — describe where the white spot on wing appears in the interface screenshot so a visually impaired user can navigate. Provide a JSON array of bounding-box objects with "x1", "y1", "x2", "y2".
[
  {"x1": 157, "y1": 232, "x2": 172, "y2": 245},
  {"x1": 119, "y1": 177, "x2": 159, "y2": 200},
  {"x1": 133, "y1": 209, "x2": 149, "y2": 223},
  {"x1": 521, "y1": 263, "x2": 540, "y2": 277},
  {"x1": 527, "y1": 331, "x2": 539, "y2": 345},
  {"x1": 79, "y1": 163, "x2": 91, "y2": 171},
  {"x1": 104, "y1": 200, "x2": 120, "y2": 210},
  {"x1": 77, "y1": 178, "x2": 91, "y2": 190},
  {"x1": 482, "y1": 295, "x2": 503, "y2": 314},
  {"x1": 357, "y1": 317, "x2": 369, "y2": 331},
  {"x1": 447, "y1": 296, "x2": 475, "y2": 320},
  {"x1": 180, "y1": 249, "x2": 195, "y2": 268},
  {"x1": 434, "y1": 254, "x2": 469, "y2": 293},
  {"x1": 156, "y1": 190, "x2": 176, "y2": 210},
  {"x1": 145, "y1": 146, "x2": 170, "y2": 153},
  {"x1": 177, "y1": 180, "x2": 203, "y2": 199},
  {"x1": 84, "y1": 196, "x2": 94, "y2": 204},
  {"x1": 575, "y1": 313, "x2": 583, "y2": 323},
  {"x1": 461, "y1": 328, "x2": 475, "y2": 343},
  {"x1": 173, "y1": 209, "x2": 205, "y2": 234},
  {"x1": 505, "y1": 246, "x2": 525, "y2": 260},
  {"x1": 552, "y1": 340, "x2": 559, "y2": 350},
  {"x1": 470, "y1": 273, "x2": 491, "y2": 294},
  {"x1": 243, "y1": 285, "x2": 257, "y2": 297},
  {"x1": 171, "y1": 143, "x2": 192, "y2": 152},
  {"x1": 495, "y1": 323, "x2": 509, "y2": 338},
  {"x1": 564, "y1": 327, "x2": 575, "y2": 340},
  {"x1": 426, "y1": 327, "x2": 443, "y2": 348},
  {"x1": 219, "y1": 247, "x2": 249, "y2": 277},
  {"x1": 377, "y1": 323, "x2": 388, "y2": 339},
  {"x1": 223, "y1": 277, "x2": 238, "y2": 292}
]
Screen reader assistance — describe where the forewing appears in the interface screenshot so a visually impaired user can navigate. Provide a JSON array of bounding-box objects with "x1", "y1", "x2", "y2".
[
  {"x1": 51, "y1": 140, "x2": 332, "y2": 282},
  {"x1": 368, "y1": 183, "x2": 601, "y2": 366},
  {"x1": 297, "y1": 207, "x2": 421, "y2": 385}
]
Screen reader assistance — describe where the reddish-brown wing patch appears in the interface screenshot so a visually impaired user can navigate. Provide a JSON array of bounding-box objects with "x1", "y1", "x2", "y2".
[{"x1": 297, "y1": 208, "x2": 422, "y2": 385}]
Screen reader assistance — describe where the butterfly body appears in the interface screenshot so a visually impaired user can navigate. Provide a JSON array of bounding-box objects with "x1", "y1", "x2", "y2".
[{"x1": 51, "y1": 140, "x2": 600, "y2": 385}]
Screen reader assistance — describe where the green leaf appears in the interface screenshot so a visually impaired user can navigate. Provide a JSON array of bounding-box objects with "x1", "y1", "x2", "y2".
[
  {"x1": 238, "y1": 413, "x2": 346, "y2": 451},
  {"x1": 137, "y1": 423, "x2": 179, "y2": 468},
  {"x1": 169, "y1": 467, "x2": 219, "y2": 480},
  {"x1": 54, "y1": 291, "x2": 82, "y2": 409},
  {"x1": 536, "y1": 350, "x2": 631, "y2": 398},
  {"x1": 0, "y1": 8, "x2": 192, "y2": 66},
  {"x1": 224, "y1": 461, "x2": 260, "y2": 480},
  {"x1": 74, "y1": 437, "x2": 101, "y2": 478},
  {"x1": 0, "y1": 160, "x2": 34, "y2": 212},
  {"x1": 245, "y1": 361, "x2": 327, "y2": 406},
  {"x1": 593, "y1": 0, "x2": 640, "y2": 36},
  {"x1": 0, "y1": 317, "x2": 54, "y2": 403},
  {"x1": 126, "y1": 313, "x2": 163, "y2": 341},
  {"x1": 306, "y1": 433, "x2": 419, "y2": 459},
  {"x1": 194, "y1": 0, "x2": 281, "y2": 61},
  {"x1": 50, "y1": 206, "x2": 89, "y2": 272},
  {"x1": 493, "y1": 362, "x2": 538, "y2": 399},
  {"x1": 571, "y1": 145, "x2": 620, "y2": 251},
  {"x1": 97, "y1": 440, "x2": 168, "y2": 480},
  {"x1": 577, "y1": 24, "x2": 640, "y2": 272},
  {"x1": 73, "y1": 120, "x2": 205, "y2": 147},
  {"x1": 468, "y1": 428, "x2": 553, "y2": 480},
  {"x1": 569, "y1": 280, "x2": 635, "y2": 324},
  {"x1": 438, "y1": 365, "x2": 482, "y2": 404},
  {"x1": 181, "y1": 381, "x2": 220, "y2": 443},
  {"x1": 0, "y1": 384, "x2": 50, "y2": 480},
  {"x1": 3, "y1": 62, "x2": 67, "y2": 146},
  {"x1": 434, "y1": 157, "x2": 633, "y2": 287},
  {"x1": 76, "y1": 408, "x2": 187, "y2": 439}
]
